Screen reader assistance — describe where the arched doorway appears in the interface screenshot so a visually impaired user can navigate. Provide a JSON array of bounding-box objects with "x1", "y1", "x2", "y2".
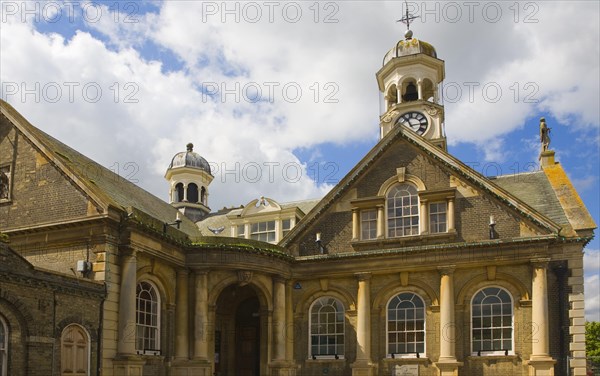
[
  {"x1": 61, "y1": 324, "x2": 90, "y2": 376},
  {"x1": 214, "y1": 284, "x2": 265, "y2": 376}
]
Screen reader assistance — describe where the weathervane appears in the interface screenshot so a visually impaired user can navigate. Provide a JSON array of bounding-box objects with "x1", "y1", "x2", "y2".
[{"x1": 397, "y1": 0, "x2": 419, "y2": 39}]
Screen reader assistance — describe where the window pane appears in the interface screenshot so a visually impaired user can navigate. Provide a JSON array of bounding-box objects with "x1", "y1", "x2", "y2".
[
  {"x1": 387, "y1": 293, "x2": 425, "y2": 355},
  {"x1": 310, "y1": 297, "x2": 345, "y2": 356},
  {"x1": 471, "y1": 287, "x2": 513, "y2": 353},
  {"x1": 387, "y1": 184, "x2": 419, "y2": 239},
  {"x1": 136, "y1": 282, "x2": 160, "y2": 351}
]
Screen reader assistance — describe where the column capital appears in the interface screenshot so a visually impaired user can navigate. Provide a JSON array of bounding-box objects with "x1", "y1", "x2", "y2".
[
  {"x1": 194, "y1": 269, "x2": 210, "y2": 276},
  {"x1": 273, "y1": 275, "x2": 287, "y2": 284},
  {"x1": 438, "y1": 265, "x2": 456, "y2": 276},
  {"x1": 530, "y1": 258, "x2": 550, "y2": 269},
  {"x1": 355, "y1": 272, "x2": 372, "y2": 281},
  {"x1": 176, "y1": 268, "x2": 190, "y2": 276}
]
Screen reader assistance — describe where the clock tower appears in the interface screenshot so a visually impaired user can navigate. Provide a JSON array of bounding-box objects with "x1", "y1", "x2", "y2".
[{"x1": 376, "y1": 28, "x2": 446, "y2": 149}]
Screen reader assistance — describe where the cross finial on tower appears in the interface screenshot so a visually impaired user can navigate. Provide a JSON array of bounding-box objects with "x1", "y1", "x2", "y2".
[{"x1": 397, "y1": 0, "x2": 419, "y2": 39}]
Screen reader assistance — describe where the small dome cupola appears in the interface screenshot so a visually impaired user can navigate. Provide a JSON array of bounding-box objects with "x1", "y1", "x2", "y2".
[{"x1": 165, "y1": 143, "x2": 214, "y2": 222}]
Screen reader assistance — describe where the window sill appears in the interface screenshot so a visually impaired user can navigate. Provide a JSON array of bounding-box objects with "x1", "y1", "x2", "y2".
[
  {"x1": 382, "y1": 356, "x2": 430, "y2": 364},
  {"x1": 306, "y1": 356, "x2": 345, "y2": 362},
  {"x1": 352, "y1": 229, "x2": 457, "y2": 251},
  {"x1": 467, "y1": 354, "x2": 520, "y2": 365},
  {"x1": 136, "y1": 350, "x2": 162, "y2": 356}
]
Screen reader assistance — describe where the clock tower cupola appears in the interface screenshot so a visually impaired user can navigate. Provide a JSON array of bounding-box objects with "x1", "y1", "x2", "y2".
[{"x1": 376, "y1": 23, "x2": 446, "y2": 149}]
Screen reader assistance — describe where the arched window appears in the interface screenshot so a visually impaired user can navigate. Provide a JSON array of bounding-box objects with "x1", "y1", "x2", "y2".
[
  {"x1": 136, "y1": 281, "x2": 160, "y2": 353},
  {"x1": 309, "y1": 297, "x2": 345, "y2": 358},
  {"x1": 387, "y1": 184, "x2": 419, "y2": 237},
  {"x1": 187, "y1": 183, "x2": 199, "y2": 203},
  {"x1": 61, "y1": 324, "x2": 90, "y2": 375},
  {"x1": 200, "y1": 186, "x2": 207, "y2": 205},
  {"x1": 471, "y1": 287, "x2": 513, "y2": 355},
  {"x1": 175, "y1": 183, "x2": 184, "y2": 203},
  {"x1": 387, "y1": 293, "x2": 425, "y2": 356},
  {"x1": 0, "y1": 315, "x2": 7, "y2": 376}
]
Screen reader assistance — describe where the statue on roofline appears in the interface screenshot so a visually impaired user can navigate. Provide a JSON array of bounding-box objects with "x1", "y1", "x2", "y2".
[{"x1": 540, "y1": 117, "x2": 551, "y2": 152}]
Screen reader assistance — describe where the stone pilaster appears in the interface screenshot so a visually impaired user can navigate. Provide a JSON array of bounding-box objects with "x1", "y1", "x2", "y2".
[
  {"x1": 117, "y1": 250, "x2": 138, "y2": 356},
  {"x1": 273, "y1": 277, "x2": 286, "y2": 361},
  {"x1": 175, "y1": 269, "x2": 189, "y2": 359},
  {"x1": 567, "y1": 257, "x2": 587, "y2": 376},
  {"x1": 194, "y1": 271, "x2": 209, "y2": 360}
]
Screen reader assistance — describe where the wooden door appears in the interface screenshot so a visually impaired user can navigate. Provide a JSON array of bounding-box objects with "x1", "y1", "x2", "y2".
[{"x1": 61, "y1": 325, "x2": 88, "y2": 376}]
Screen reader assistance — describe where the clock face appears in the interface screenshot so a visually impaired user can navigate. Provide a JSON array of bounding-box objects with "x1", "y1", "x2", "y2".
[{"x1": 396, "y1": 111, "x2": 428, "y2": 135}]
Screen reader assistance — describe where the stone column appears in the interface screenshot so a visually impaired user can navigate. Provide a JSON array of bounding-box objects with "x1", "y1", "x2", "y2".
[
  {"x1": 376, "y1": 205, "x2": 385, "y2": 239},
  {"x1": 532, "y1": 260, "x2": 550, "y2": 358},
  {"x1": 272, "y1": 277, "x2": 286, "y2": 361},
  {"x1": 397, "y1": 86, "x2": 403, "y2": 104},
  {"x1": 194, "y1": 271, "x2": 209, "y2": 360},
  {"x1": 352, "y1": 273, "x2": 374, "y2": 375},
  {"x1": 417, "y1": 79, "x2": 423, "y2": 100},
  {"x1": 420, "y1": 199, "x2": 428, "y2": 234},
  {"x1": 438, "y1": 266, "x2": 456, "y2": 361},
  {"x1": 435, "y1": 266, "x2": 462, "y2": 376},
  {"x1": 352, "y1": 208, "x2": 359, "y2": 241},
  {"x1": 183, "y1": 183, "x2": 188, "y2": 202},
  {"x1": 447, "y1": 198, "x2": 455, "y2": 231},
  {"x1": 117, "y1": 250, "x2": 138, "y2": 355},
  {"x1": 528, "y1": 259, "x2": 556, "y2": 375},
  {"x1": 175, "y1": 269, "x2": 189, "y2": 359}
]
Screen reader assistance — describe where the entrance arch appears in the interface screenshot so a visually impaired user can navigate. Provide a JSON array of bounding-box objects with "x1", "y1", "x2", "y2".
[{"x1": 214, "y1": 284, "x2": 268, "y2": 376}]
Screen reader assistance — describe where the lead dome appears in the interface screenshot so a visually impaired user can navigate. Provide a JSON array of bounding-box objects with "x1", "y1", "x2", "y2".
[{"x1": 168, "y1": 143, "x2": 211, "y2": 175}]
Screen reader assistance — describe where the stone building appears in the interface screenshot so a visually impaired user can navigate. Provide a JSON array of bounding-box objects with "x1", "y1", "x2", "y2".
[
  {"x1": 0, "y1": 29, "x2": 595, "y2": 376},
  {"x1": 0, "y1": 241, "x2": 105, "y2": 376}
]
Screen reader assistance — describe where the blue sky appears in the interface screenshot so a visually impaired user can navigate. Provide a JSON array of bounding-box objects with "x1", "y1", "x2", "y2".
[{"x1": 1, "y1": 1, "x2": 598, "y2": 320}]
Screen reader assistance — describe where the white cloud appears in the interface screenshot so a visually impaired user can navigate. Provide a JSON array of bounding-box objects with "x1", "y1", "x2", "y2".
[{"x1": 1, "y1": 1, "x2": 598, "y2": 210}]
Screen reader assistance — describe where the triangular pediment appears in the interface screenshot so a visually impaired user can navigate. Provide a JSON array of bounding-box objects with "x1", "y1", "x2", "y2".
[{"x1": 282, "y1": 124, "x2": 563, "y2": 256}]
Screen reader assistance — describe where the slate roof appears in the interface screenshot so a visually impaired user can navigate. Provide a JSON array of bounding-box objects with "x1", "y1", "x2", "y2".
[
  {"x1": 491, "y1": 171, "x2": 569, "y2": 227},
  {"x1": 1, "y1": 100, "x2": 201, "y2": 239}
]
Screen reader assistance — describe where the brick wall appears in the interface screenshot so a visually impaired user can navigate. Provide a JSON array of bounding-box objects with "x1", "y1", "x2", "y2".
[{"x1": 0, "y1": 120, "x2": 89, "y2": 230}]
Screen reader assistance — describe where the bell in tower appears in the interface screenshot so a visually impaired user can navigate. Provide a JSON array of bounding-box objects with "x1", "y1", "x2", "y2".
[{"x1": 403, "y1": 82, "x2": 418, "y2": 102}]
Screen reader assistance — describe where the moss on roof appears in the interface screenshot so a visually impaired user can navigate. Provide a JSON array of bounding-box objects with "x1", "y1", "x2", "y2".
[{"x1": 1, "y1": 100, "x2": 201, "y2": 239}]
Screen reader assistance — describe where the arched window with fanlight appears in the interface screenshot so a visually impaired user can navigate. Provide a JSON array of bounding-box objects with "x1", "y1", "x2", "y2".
[
  {"x1": 387, "y1": 184, "x2": 419, "y2": 238},
  {"x1": 0, "y1": 315, "x2": 7, "y2": 376},
  {"x1": 471, "y1": 287, "x2": 513, "y2": 355},
  {"x1": 309, "y1": 297, "x2": 345, "y2": 359},
  {"x1": 136, "y1": 281, "x2": 161, "y2": 354},
  {"x1": 387, "y1": 293, "x2": 425, "y2": 357}
]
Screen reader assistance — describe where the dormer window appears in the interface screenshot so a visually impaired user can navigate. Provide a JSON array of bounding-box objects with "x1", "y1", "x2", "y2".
[{"x1": 387, "y1": 184, "x2": 419, "y2": 238}]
